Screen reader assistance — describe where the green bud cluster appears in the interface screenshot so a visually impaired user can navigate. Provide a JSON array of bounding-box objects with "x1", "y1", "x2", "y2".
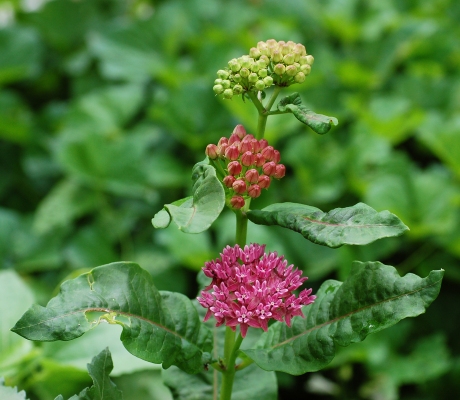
[{"x1": 213, "y1": 39, "x2": 314, "y2": 99}]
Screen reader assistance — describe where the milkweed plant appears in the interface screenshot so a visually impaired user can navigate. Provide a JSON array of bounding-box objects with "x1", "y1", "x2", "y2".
[{"x1": 11, "y1": 39, "x2": 443, "y2": 400}]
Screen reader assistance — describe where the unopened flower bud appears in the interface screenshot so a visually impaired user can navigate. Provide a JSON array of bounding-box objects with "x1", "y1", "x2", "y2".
[
  {"x1": 228, "y1": 58, "x2": 241, "y2": 72},
  {"x1": 281, "y1": 43, "x2": 290, "y2": 55},
  {"x1": 273, "y1": 150, "x2": 281, "y2": 163},
  {"x1": 258, "y1": 174, "x2": 271, "y2": 189},
  {"x1": 233, "y1": 84, "x2": 244, "y2": 94},
  {"x1": 258, "y1": 138, "x2": 269, "y2": 150},
  {"x1": 250, "y1": 63, "x2": 260, "y2": 73},
  {"x1": 233, "y1": 74, "x2": 242, "y2": 83},
  {"x1": 263, "y1": 76, "x2": 273, "y2": 87},
  {"x1": 258, "y1": 68, "x2": 268, "y2": 78},
  {"x1": 225, "y1": 144, "x2": 239, "y2": 160},
  {"x1": 274, "y1": 164, "x2": 286, "y2": 179},
  {"x1": 232, "y1": 179, "x2": 247, "y2": 194},
  {"x1": 293, "y1": 49, "x2": 302, "y2": 62},
  {"x1": 274, "y1": 63, "x2": 286, "y2": 76},
  {"x1": 272, "y1": 49, "x2": 283, "y2": 62},
  {"x1": 239, "y1": 67, "x2": 250, "y2": 78},
  {"x1": 241, "y1": 151, "x2": 255, "y2": 166},
  {"x1": 223, "y1": 89, "x2": 233, "y2": 99},
  {"x1": 257, "y1": 41, "x2": 269, "y2": 55},
  {"x1": 223, "y1": 175, "x2": 236, "y2": 188},
  {"x1": 295, "y1": 43, "x2": 307, "y2": 56},
  {"x1": 230, "y1": 195, "x2": 245, "y2": 209},
  {"x1": 213, "y1": 84, "x2": 224, "y2": 94},
  {"x1": 306, "y1": 55, "x2": 314, "y2": 65},
  {"x1": 233, "y1": 124, "x2": 247, "y2": 138},
  {"x1": 300, "y1": 64, "x2": 311, "y2": 75},
  {"x1": 249, "y1": 47, "x2": 261, "y2": 59},
  {"x1": 214, "y1": 78, "x2": 222, "y2": 85},
  {"x1": 247, "y1": 184, "x2": 262, "y2": 198},
  {"x1": 205, "y1": 144, "x2": 219, "y2": 159},
  {"x1": 257, "y1": 59, "x2": 267, "y2": 69},
  {"x1": 254, "y1": 153, "x2": 265, "y2": 167},
  {"x1": 245, "y1": 169, "x2": 259, "y2": 184},
  {"x1": 285, "y1": 65, "x2": 298, "y2": 77},
  {"x1": 294, "y1": 72, "x2": 305, "y2": 83},
  {"x1": 251, "y1": 139, "x2": 260, "y2": 153},
  {"x1": 260, "y1": 55, "x2": 270, "y2": 64},
  {"x1": 227, "y1": 161, "x2": 242, "y2": 176},
  {"x1": 221, "y1": 80, "x2": 231, "y2": 89},
  {"x1": 255, "y1": 80, "x2": 266, "y2": 91},
  {"x1": 218, "y1": 142, "x2": 228, "y2": 157},
  {"x1": 263, "y1": 161, "x2": 277, "y2": 176},
  {"x1": 217, "y1": 69, "x2": 229, "y2": 79},
  {"x1": 218, "y1": 137, "x2": 228, "y2": 146},
  {"x1": 248, "y1": 73, "x2": 258, "y2": 83},
  {"x1": 240, "y1": 56, "x2": 253, "y2": 69},
  {"x1": 261, "y1": 146, "x2": 275, "y2": 161},
  {"x1": 283, "y1": 53, "x2": 295, "y2": 65},
  {"x1": 239, "y1": 141, "x2": 252, "y2": 154}
]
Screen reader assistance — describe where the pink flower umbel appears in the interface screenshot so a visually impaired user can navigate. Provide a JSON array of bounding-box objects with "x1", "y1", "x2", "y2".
[{"x1": 197, "y1": 244, "x2": 316, "y2": 337}]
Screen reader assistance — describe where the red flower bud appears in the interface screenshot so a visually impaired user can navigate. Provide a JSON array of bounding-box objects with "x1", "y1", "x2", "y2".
[
  {"x1": 245, "y1": 169, "x2": 259, "y2": 184},
  {"x1": 247, "y1": 184, "x2": 262, "y2": 198},
  {"x1": 261, "y1": 146, "x2": 275, "y2": 161},
  {"x1": 223, "y1": 175, "x2": 236, "y2": 188},
  {"x1": 238, "y1": 140, "x2": 252, "y2": 154},
  {"x1": 228, "y1": 133, "x2": 240, "y2": 145},
  {"x1": 232, "y1": 179, "x2": 247, "y2": 194},
  {"x1": 273, "y1": 150, "x2": 281, "y2": 163},
  {"x1": 227, "y1": 161, "x2": 242, "y2": 176},
  {"x1": 258, "y1": 175, "x2": 271, "y2": 189},
  {"x1": 251, "y1": 139, "x2": 260, "y2": 153},
  {"x1": 274, "y1": 164, "x2": 286, "y2": 179},
  {"x1": 218, "y1": 142, "x2": 228, "y2": 157},
  {"x1": 254, "y1": 153, "x2": 265, "y2": 167},
  {"x1": 205, "y1": 144, "x2": 218, "y2": 159},
  {"x1": 241, "y1": 151, "x2": 255, "y2": 167},
  {"x1": 262, "y1": 161, "x2": 277, "y2": 176},
  {"x1": 218, "y1": 137, "x2": 228, "y2": 146},
  {"x1": 225, "y1": 145, "x2": 239, "y2": 161},
  {"x1": 259, "y1": 139, "x2": 269, "y2": 150},
  {"x1": 230, "y1": 195, "x2": 245, "y2": 209}
]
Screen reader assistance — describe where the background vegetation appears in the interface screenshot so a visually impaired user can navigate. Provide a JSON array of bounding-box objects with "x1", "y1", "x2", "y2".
[{"x1": 1, "y1": 0, "x2": 459, "y2": 398}]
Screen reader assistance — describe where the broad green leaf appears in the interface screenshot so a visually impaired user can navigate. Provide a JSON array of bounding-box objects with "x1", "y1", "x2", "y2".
[
  {"x1": 12, "y1": 262, "x2": 213, "y2": 374},
  {"x1": 247, "y1": 202, "x2": 409, "y2": 248},
  {"x1": 152, "y1": 160, "x2": 225, "y2": 233},
  {"x1": 242, "y1": 262, "x2": 443, "y2": 375},
  {"x1": 277, "y1": 93, "x2": 338, "y2": 134},
  {"x1": 162, "y1": 363, "x2": 277, "y2": 400},
  {"x1": 0, "y1": 270, "x2": 34, "y2": 377},
  {"x1": 0, "y1": 378, "x2": 28, "y2": 400}
]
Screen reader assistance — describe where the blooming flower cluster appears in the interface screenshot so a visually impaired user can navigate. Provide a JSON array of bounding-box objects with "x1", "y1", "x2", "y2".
[
  {"x1": 213, "y1": 39, "x2": 314, "y2": 99},
  {"x1": 197, "y1": 244, "x2": 316, "y2": 337},
  {"x1": 206, "y1": 125, "x2": 286, "y2": 209}
]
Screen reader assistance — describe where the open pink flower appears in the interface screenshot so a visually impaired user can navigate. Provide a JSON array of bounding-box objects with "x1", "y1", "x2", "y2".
[{"x1": 197, "y1": 244, "x2": 316, "y2": 337}]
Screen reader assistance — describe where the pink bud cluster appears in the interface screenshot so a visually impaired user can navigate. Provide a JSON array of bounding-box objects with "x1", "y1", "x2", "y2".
[
  {"x1": 197, "y1": 244, "x2": 316, "y2": 337},
  {"x1": 205, "y1": 125, "x2": 286, "y2": 209}
]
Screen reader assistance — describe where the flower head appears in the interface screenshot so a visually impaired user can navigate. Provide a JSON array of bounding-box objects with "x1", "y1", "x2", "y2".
[
  {"x1": 197, "y1": 244, "x2": 316, "y2": 337},
  {"x1": 213, "y1": 39, "x2": 313, "y2": 99}
]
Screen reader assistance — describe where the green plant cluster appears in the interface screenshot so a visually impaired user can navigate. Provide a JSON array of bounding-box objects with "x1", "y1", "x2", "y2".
[{"x1": 1, "y1": 0, "x2": 460, "y2": 399}]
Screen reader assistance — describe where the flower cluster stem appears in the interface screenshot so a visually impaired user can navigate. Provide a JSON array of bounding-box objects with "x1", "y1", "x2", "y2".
[
  {"x1": 247, "y1": 87, "x2": 282, "y2": 140},
  {"x1": 235, "y1": 210, "x2": 248, "y2": 247},
  {"x1": 220, "y1": 329, "x2": 244, "y2": 400}
]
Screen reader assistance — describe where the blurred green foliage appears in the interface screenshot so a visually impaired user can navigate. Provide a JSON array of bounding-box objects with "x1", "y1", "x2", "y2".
[{"x1": 0, "y1": 0, "x2": 459, "y2": 399}]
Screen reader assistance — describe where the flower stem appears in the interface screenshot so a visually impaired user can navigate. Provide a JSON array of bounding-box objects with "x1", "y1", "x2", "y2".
[
  {"x1": 247, "y1": 87, "x2": 283, "y2": 140},
  {"x1": 235, "y1": 210, "x2": 248, "y2": 247},
  {"x1": 219, "y1": 330, "x2": 244, "y2": 400}
]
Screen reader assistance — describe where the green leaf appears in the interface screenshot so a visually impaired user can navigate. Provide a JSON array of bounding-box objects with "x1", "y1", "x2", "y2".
[
  {"x1": 12, "y1": 262, "x2": 213, "y2": 374},
  {"x1": 247, "y1": 202, "x2": 409, "y2": 248},
  {"x1": 277, "y1": 93, "x2": 338, "y2": 134},
  {"x1": 152, "y1": 160, "x2": 225, "y2": 233},
  {"x1": 84, "y1": 348, "x2": 122, "y2": 400},
  {"x1": 242, "y1": 262, "x2": 444, "y2": 375},
  {"x1": 0, "y1": 378, "x2": 29, "y2": 400}
]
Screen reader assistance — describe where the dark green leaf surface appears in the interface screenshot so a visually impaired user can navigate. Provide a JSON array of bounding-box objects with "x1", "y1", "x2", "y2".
[
  {"x1": 242, "y1": 262, "x2": 444, "y2": 375},
  {"x1": 152, "y1": 160, "x2": 225, "y2": 233},
  {"x1": 277, "y1": 93, "x2": 338, "y2": 134},
  {"x1": 247, "y1": 202, "x2": 409, "y2": 248},
  {"x1": 12, "y1": 263, "x2": 213, "y2": 374}
]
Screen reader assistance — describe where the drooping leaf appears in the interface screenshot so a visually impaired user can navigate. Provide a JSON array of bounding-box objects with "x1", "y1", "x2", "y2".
[
  {"x1": 277, "y1": 93, "x2": 338, "y2": 134},
  {"x1": 12, "y1": 262, "x2": 213, "y2": 374},
  {"x1": 247, "y1": 202, "x2": 409, "y2": 248},
  {"x1": 242, "y1": 262, "x2": 443, "y2": 375},
  {"x1": 152, "y1": 160, "x2": 225, "y2": 233}
]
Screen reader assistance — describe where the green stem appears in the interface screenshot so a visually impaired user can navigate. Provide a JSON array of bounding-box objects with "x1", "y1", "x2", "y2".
[
  {"x1": 220, "y1": 330, "x2": 244, "y2": 400},
  {"x1": 247, "y1": 87, "x2": 283, "y2": 140},
  {"x1": 265, "y1": 85, "x2": 282, "y2": 112},
  {"x1": 235, "y1": 210, "x2": 248, "y2": 247}
]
